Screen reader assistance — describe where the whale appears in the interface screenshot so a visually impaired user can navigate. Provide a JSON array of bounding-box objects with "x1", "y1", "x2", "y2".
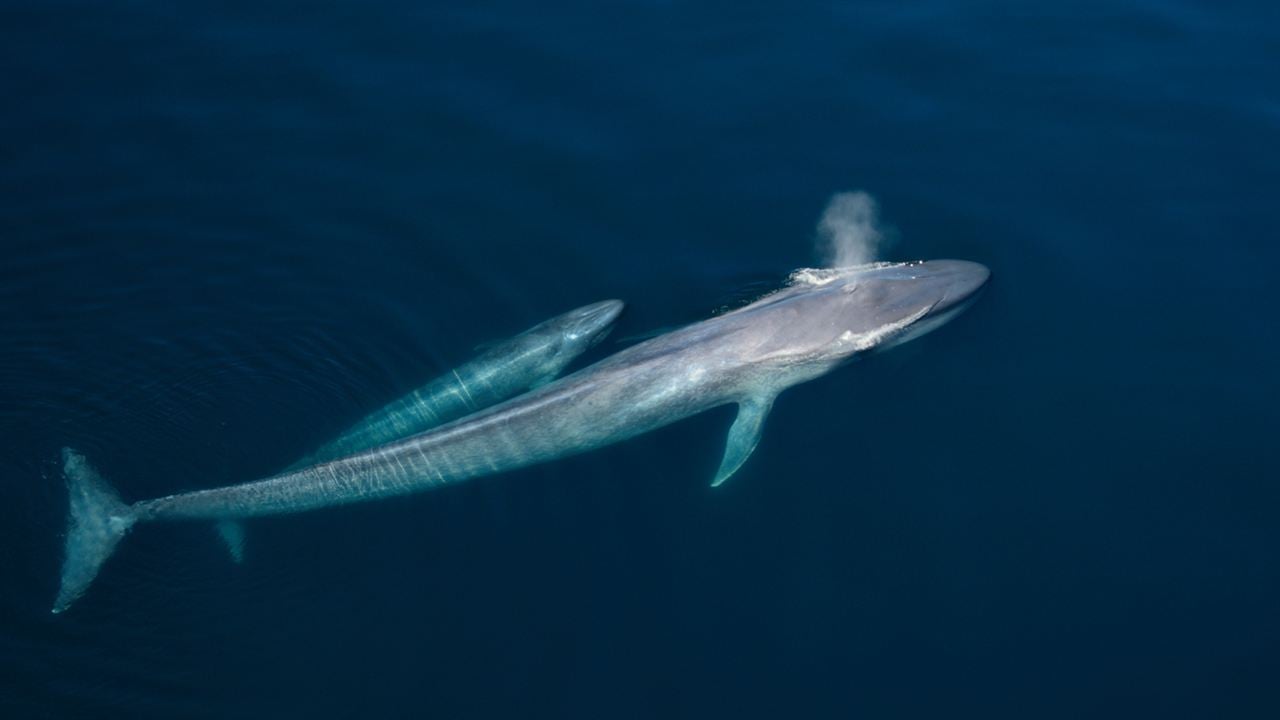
[
  {"x1": 53, "y1": 260, "x2": 988, "y2": 613},
  {"x1": 290, "y1": 299, "x2": 624, "y2": 468},
  {"x1": 208, "y1": 299, "x2": 623, "y2": 559}
]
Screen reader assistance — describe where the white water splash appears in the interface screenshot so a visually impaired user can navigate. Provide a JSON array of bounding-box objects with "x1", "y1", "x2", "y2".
[
  {"x1": 815, "y1": 191, "x2": 895, "y2": 268},
  {"x1": 788, "y1": 261, "x2": 898, "y2": 287}
]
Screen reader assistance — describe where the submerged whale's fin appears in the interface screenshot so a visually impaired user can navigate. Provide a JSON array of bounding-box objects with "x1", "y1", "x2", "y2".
[
  {"x1": 711, "y1": 395, "x2": 774, "y2": 487},
  {"x1": 215, "y1": 520, "x2": 246, "y2": 563},
  {"x1": 53, "y1": 449, "x2": 137, "y2": 613}
]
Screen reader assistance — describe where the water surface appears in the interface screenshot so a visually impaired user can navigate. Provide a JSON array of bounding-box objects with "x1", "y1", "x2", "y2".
[{"x1": 1, "y1": 2, "x2": 1277, "y2": 717}]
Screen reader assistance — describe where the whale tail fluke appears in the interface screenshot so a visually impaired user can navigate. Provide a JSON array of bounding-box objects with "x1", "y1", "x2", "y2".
[{"x1": 53, "y1": 448, "x2": 136, "y2": 614}]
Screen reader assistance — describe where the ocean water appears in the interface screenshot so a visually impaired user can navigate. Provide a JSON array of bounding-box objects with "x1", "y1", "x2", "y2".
[{"x1": 2, "y1": 1, "x2": 1278, "y2": 717}]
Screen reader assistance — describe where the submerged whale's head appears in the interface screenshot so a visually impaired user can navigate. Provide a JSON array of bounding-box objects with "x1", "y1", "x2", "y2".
[
  {"x1": 744, "y1": 260, "x2": 989, "y2": 367},
  {"x1": 509, "y1": 299, "x2": 624, "y2": 380},
  {"x1": 549, "y1": 299, "x2": 626, "y2": 349}
]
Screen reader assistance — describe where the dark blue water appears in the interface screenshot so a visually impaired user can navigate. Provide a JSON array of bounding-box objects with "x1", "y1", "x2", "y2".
[{"x1": 3, "y1": 2, "x2": 1278, "y2": 717}]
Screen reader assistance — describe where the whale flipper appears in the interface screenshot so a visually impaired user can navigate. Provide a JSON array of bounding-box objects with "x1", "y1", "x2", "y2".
[
  {"x1": 711, "y1": 395, "x2": 774, "y2": 487},
  {"x1": 215, "y1": 520, "x2": 246, "y2": 563}
]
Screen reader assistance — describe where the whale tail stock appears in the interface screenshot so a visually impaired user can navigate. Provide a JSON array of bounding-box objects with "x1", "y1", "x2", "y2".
[{"x1": 52, "y1": 448, "x2": 137, "y2": 614}]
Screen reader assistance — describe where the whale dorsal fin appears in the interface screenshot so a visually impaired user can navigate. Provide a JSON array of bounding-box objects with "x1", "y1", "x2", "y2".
[
  {"x1": 216, "y1": 520, "x2": 246, "y2": 563},
  {"x1": 711, "y1": 394, "x2": 775, "y2": 487}
]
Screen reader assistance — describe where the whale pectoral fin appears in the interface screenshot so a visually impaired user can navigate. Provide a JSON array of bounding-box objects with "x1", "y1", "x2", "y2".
[
  {"x1": 711, "y1": 395, "x2": 774, "y2": 488},
  {"x1": 215, "y1": 520, "x2": 246, "y2": 563}
]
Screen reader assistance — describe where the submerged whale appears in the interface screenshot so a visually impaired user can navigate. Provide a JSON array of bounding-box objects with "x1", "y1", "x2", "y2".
[
  {"x1": 211, "y1": 299, "x2": 623, "y2": 560},
  {"x1": 290, "y1": 299, "x2": 624, "y2": 468},
  {"x1": 53, "y1": 260, "x2": 988, "y2": 613}
]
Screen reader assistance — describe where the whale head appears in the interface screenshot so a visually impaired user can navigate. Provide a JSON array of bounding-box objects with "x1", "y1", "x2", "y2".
[
  {"x1": 513, "y1": 299, "x2": 625, "y2": 380},
  {"x1": 744, "y1": 260, "x2": 989, "y2": 367}
]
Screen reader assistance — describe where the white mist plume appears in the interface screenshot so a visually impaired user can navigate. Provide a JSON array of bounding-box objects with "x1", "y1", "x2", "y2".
[{"x1": 816, "y1": 191, "x2": 894, "y2": 268}]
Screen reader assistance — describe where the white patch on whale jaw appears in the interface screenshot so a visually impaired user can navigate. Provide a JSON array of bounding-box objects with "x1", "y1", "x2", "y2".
[{"x1": 832, "y1": 303, "x2": 936, "y2": 354}]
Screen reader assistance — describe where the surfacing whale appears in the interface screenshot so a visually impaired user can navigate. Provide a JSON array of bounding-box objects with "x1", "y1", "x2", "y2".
[{"x1": 53, "y1": 260, "x2": 988, "y2": 613}]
